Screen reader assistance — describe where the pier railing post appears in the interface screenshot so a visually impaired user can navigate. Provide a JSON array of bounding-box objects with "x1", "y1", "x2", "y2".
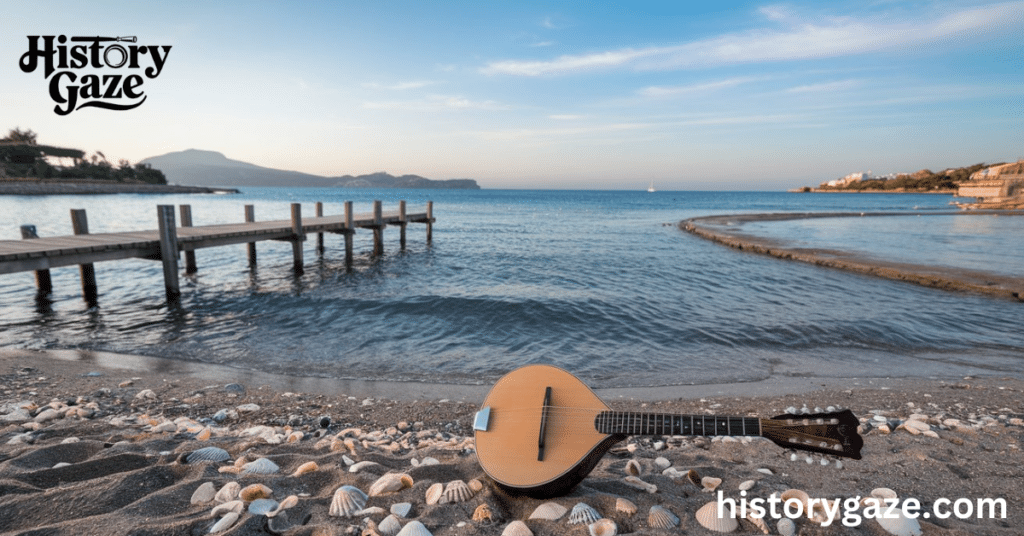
[
  {"x1": 20, "y1": 225, "x2": 52, "y2": 296},
  {"x1": 70, "y1": 209, "x2": 98, "y2": 304},
  {"x1": 178, "y1": 205, "x2": 197, "y2": 274},
  {"x1": 315, "y1": 201, "x2": 325, "y2": 255},
  {"x1": 291, "y1": 203, "x2": 304, "y2": 274},
  {"x1": 426, "y1": 201, "x2": 433, "y2": 243},
  {"x1": 156, "y1": 205, "x2": 181, "y2": 299},
  {"x1": 399, "y1": 200, "x2": 407, "y2": 250},
  {"x1": 344, "y1": 201, "x2": 354, "y2": 268},
  {"x1": 372, "y1": 200, "x2": 384, "y2": 256},
  {"x1": 244, "y1": 205, "x2": 256, "y2": 266}
]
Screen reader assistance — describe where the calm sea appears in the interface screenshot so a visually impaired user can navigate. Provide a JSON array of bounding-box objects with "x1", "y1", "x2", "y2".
[{"x1": 1, "y1": 188, "x2": 1022, "y2": 388}]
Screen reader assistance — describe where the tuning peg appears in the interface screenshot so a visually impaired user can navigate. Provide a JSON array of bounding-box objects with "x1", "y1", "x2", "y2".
[
  {"x1": 835, "y1": 460, "x2": 843, "y2": 470},
  {"x1": 814, "y1": 407, "x2": 823, "y2": 413},
  {"x1": 790, "y1": 453, "x2": 799, "y2": 462},
  {"x1": 820, "y1": 457, "x2": 829, "y2": 466},
  {"x1": 785, "y1": 406, "x2": 797, "y2": 414},
  {"x1": 800, "y1": 405, "x2": 810, "y2": 414},
  {"x1": 805, "y1": 456, "x2": 814, "y2": 464},
  {"x1": 826, "y1": 405, "x2": 837, "y2": 412}
]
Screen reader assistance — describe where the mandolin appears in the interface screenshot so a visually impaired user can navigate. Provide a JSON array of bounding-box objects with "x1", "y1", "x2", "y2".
[{"x1": 474, "y1": 365, "x2": 863, "y2": 498}]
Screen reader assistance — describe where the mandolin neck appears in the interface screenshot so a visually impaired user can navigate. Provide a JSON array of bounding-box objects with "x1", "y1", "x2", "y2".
[{"x1": 595, "y1": 411, "x2": 762, "y2": 437}]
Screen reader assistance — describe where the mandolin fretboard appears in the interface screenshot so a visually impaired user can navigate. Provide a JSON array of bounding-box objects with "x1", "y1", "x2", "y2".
[{"x1": 594, "y1": 411, "x2": 761, "y2": 437}]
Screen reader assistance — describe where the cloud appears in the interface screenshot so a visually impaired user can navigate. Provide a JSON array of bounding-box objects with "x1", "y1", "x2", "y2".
[
  {"x1": 363, "y1": 80, "x2": 438, "y2": 90},
  {"x1": 480, "y1": 2, "x2": 1024, "y2": 75},
  {"x1": 363, "y1": 95, "x2": 508, "y2": 111},
  {"x1": 783, "y1": 79, "x2": 861, "y2": 93},
  {"x1": 549, "y1": 114, "x2": 587, "y2": 120},
  {"x1": 638, "y1": 77, "x2": 763, "y2": 97}
]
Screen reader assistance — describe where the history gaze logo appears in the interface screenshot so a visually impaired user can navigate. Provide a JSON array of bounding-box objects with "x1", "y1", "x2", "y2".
[{"x1": 19, "y1": 35, "x2": 172, "y2": 116}]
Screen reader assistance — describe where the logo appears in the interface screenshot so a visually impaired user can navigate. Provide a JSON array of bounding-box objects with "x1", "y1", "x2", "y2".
[{"x1": 19, "y1": 35, "x2": 171, "y2": 116}]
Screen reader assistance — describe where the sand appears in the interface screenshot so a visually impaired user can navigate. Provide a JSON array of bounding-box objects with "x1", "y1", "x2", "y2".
[{"x1": 1, "y1": 350, "x2": 1021, "y2": 536}]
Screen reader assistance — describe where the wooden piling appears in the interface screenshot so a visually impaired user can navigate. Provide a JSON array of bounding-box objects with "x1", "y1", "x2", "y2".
[
  {"x1": 372, "y1": 200, "x2": 384, "y2": 256},
  {"x1": 244, "y1": 205, "x2": 256, "y2": 265},
  {"x1": 344, "y1": 201, "x2": 354, "y2": 267},
  {"x1": 426, "y1": 201, "x2": 433, "y2": 243},
  {"x1": 179, "y1": 205, "x2": 197, "y2": 274},
  {"x1": 290, "y1": 203, "x2": 304, "y2": 274},
  {"x1": 156, "y1": 205, "x2": 180, "y2": 299},
  {"x1": 70, "y1": 209, "x2": 98, "y2": 304},
  {"x1": 399, "y1": 200, "x2": 407, "y2": 250},
  {"x1": 20, "y1": 225, "x2": 52, "y2": 295},
  {"x1": 315, "y1": 201, "x2": 325, "y2": 254}
]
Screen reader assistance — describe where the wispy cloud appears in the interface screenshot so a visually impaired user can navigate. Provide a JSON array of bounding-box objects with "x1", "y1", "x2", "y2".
[
  {"x1": 363, "y1": 95, "x2": 507, "y2": 111},
  {"x1": 784, "y1": 79, "x2": 861, "y2": 93},
  {"x1": 363, "y1": 80, "x2": 438, "y2": 90},
  {"x1": 481, "y1": 2, "x2": 1023, "y2": 76},
  {"x1": 549, "y1": 114, "x2": 587, "y2": 120},
  {"x1": 638, "y1": 77, "x2": 764, "y2": 97}
]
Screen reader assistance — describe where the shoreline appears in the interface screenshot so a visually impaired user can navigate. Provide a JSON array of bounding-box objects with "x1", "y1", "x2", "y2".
[{"x1": 0, "y1": 179, "x2": 239, "y2": 195}]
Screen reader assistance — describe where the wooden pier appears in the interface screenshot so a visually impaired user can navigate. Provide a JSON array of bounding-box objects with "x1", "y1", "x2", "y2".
[{"x1": 0, "y1": 200, "x2": 434, "y2": 302}]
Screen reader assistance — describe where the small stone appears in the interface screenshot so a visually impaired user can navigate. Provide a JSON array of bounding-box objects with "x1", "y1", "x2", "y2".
[
  {"x1": 191, "y1": 482, "x2": 217, "y2": 504},
  {"x1": 136, "y1": 389, "x2": 157, "y2": 400},
  {"x1": 236, "y1": 403, "x2": 260, "y2": 413}
]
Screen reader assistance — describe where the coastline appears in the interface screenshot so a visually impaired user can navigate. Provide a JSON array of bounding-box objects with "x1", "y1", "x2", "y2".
[{"x1": 0, "y1": 179, "x2": 239, "y2": 195}]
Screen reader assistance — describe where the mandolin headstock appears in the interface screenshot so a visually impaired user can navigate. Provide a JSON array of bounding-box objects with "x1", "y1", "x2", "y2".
[{"x1": 760, "y1": 409, "x2": 863, "y2": 460}]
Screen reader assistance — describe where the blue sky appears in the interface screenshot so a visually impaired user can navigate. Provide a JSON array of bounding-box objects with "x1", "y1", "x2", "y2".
[{"x1": 3, "y1": 1, "x2": 1021, "y2": 189}]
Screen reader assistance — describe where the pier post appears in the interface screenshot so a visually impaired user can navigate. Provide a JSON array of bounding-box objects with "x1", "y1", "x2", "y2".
[
  {"x1": 291, "y1": 203, "x2": 304, "y2": 274},
  {"x1": 156, "y1": 205, "x2": 181, "y2": 299},
  {"x1": 244, "y1": 205, "x2": 256, "y2": 265},
  {"x1": 426, "y1": 201, "x2": 433, "y2": 243},
  {"x1": 178, "y1": 205, "x2": 197, "y2": 274},
  {"x1": 372, "y1": 200, "x2": 384, "y2": 256},
  {"x1": 344, "y1": 201, "x2": 354, "y2": 268},
  {"x1": 399, "y1": 200, "x2": 407, "y2": 250},
  {"x1": 315, "y1": 201, "x2": 325, "y2": 255},
  {"x1": 20, "y1": 225, "x2": 52, "y2": 296},
  {"x1": 70, "y1": 209, "x2": 98, "y2": 304}
]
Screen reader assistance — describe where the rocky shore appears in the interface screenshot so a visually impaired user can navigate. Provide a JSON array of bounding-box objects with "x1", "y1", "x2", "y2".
[{"x1": 0, "y1": 179, "x2": 239, "y2": 195}]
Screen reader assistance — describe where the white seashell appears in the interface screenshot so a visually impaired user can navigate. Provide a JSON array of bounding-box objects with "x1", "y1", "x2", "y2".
[
  {"x1": 871, "y1": 488, "x2": 898, "y2": 501},
  {"x1": 501, "y1": 520, "x2": 533, "y2": 536},
  {"x1": 369, "y1": 473, "x2": 414, "y2": 496},
  {"x1": 248, "y1": 498, "x2": 279, "y2": 515},
  {"x1": 210, "y1": 500, "x2": 244, "y2": 517},
  {"x1": 395, "y1": 520, "x2": 433, "y2": 536},
  {"x1": 187, "y1": 447, "x2": 231, "y2": 464},
  {"x1": 529, "y1": 501, "x2": 568, "y2": 521},
  {"x1": 379, "y1": 514, "x2": 403, "y2": 536},
  {"x1": 589, "y1": 518, "x2": 617, "y2": 536},
  {"x1": 615, "y1": 497, "x2": 637, "y2": 515},
  {"x1": 240, "y1": 457, "x2": 280, "y2": 475},
  {"x1": 647, "y1": 505, "x2": 679, "y2": 529},
  {"x1": 329, "y1": 485, "x2": 368, "y2": 517},
  {"x1": 209, "y1": 512, "x2": 239, "y2": 533},
  {"x1": 738, "y1": 480, "x2": 756, "y2": 491},
  {"x1": 695, "y1": 501, "x2": 738, "y2": 533},
  {"x1": 391, "y1": 502, "x2": 412, "y2": 518},
  {"x1": 876, "y1": 511, "x2": 923, "y2": 536},
  {"x1": 292, "y1": 461, "x2": 318, "y2": 476},
  {"x1": 191, "y1": 482, "x2": 217, "y2": 505},
  {"x1": 623, "y1": 475, "x2": 657, "y2": 493},
  {"x1": 440, "y1": 479, "x2": 473, "y2": 503},
  {"x1": 654, "y1": 457, "x2": 671, "y2": 469},
  {"x1": 425, "y1": 482, "x2": 444, "y2": 505},
  {"x1": 777, "y1": 518, "x2": 796, "y2": 536},
  {"x1": 418, "y1": 456, "x2": 440, "y2": 466},
  {"x1": 569, "y1": 503, "x2": 601, "y2": 525},
  {"x1": 624, "y1": 459, "x2": 641, "y2": 476},
  {"x1": 215, "y1": 482, "x2": 240, "y2": 503},
  {"x1": 702, "y1": 476, "x2": 723, "y2": 492},
  {"x1": 356, "y1": 506, "x2": 387, "y2": 516},
  {"x1": 350, "y1": 460, "x2": 382, "y2": 473}
]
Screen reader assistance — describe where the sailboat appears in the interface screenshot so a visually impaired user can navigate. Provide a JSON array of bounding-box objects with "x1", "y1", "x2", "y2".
[{"x1": 647, "y1": 180, "x2": 656, "y2": 193}]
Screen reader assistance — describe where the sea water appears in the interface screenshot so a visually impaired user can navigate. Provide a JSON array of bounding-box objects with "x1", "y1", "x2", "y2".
[{"x1": 0, "y1": 188, "x2": 1021, "y2": 388}]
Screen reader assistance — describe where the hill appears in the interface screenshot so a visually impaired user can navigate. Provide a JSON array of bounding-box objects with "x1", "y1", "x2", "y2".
[{"x1": 140, "y1": 149, "x2": 480, "y2": 189}]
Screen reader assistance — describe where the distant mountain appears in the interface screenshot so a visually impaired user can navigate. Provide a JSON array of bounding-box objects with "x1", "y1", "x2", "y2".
[{"x1": 139, "y1": 149, "x2": 480, "y2": 189}]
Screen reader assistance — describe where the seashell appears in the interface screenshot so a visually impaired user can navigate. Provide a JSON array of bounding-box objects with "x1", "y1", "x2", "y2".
[
  {"x1": 738, "y1": 479, "x2": 756, "y2": 491},
  {"x1": 425, "y1": 482, "x2": 444, "y2": 505},
  {"x1": 440, "y1": 479, "x2": 473, "y2": 504},
  {"x1": 356, "y1": 506, "x2": 387, "y2": 516},
  {"x1": 363, "y1": 519, "x2": 382, "y2": 536},
  {"x1": 809, "y1": 499, "x2": 838, "y2": 525},
  {"x1": 647, "y1": 505, "x2": 679, "y2": 529},
  {"x1": 196, "y1": 427, "x2": 212, "y2": 441},
  {"x1": 286, "y1": 431, "x2": 303, "y2": 443},
  {"x1": 695, "y1": 501, "x2": 738, "y2": 533},
  {"x1": 395, "y1": 520, "x2": 433, "y2": 536},
  {"x1": 241, "y1": 457, "x2": 280, "y2": 475},
  {"x1": 654, "y1": 457, "x2": 671, "y2": 469},
  {"x1": 501, "y1": 520, "x2": 533, "y2": 536},
  {"x1": 702, "y1": 476, "x2": 723, "y2": 492},
  {"x1": 211, "y1": 500, "x2": 244, "y2": 517},
  {"x1": 215, "y1": 482, "x2": 241, "y2": 503},
  {"x1": 780, "y1": 489, "x2": 810, "y2": 512},
  {"x1": 472, "y1": 503, "x2": 493, "y2": 522},
  {"x1": 240, "y1": 483, "x2": 273, "y2": 502},
  {"x1": 624, "y1": 459, "x2": 641, "y2": 476},
  {"x1": 191, "y1": 482, "x2": 217, "y2": 505},
  {"x1": 209, "y1": 512, "x2": 239, "y2": 533},
  {"x1": 871, "y1": 487, "x2": 898, "y2": 501},
  {"x1": 529, "y1": 501, "x2": 568, "y2": 521},
  {"x1": 777, "y1": 518, "x2": 796, "y2": 536},
  {"x1": 292, "y1": 461, "x2": 318, "y2": 476},
  {"x1": 569, "y1": 503, "x2": 601, "y2": 525},
  {"x1": 329, "y1": 485, "x2": 368, "y2": 517},
  {"x1": 269, "y1": 495, "x2": 299, "y2": 517},
  {"x1": 623, "y1": 475, "x2": 657, "y2": 493},
  {"x1": 248, "y1": 498, "x2": 280, "y2": 515},
  {"x1": 745, "y1": 511, "x2": 770, "y2": 534},
  {"x1": 391, "y1": 502, "x2": 412, "y2": 518},
  {"x1": 369, "y1": 473, "x2": 414, "y2": 496},
  {"x1": 686, "y1": 468, "x2": 702, "y2": 486},
  {"x1": 875, "y1": 510, "x2": 923, "y2": 536},
  {"x1": 379, "y1": 515, "x2": 403, "y2": 536},
  {"x1": 615, "y1": 497, "x2": 637, "y2": 515},
  {"x1": 217, "y1": 466, "x2": 240, "y2": 475},
  {"x1": 186, "y1": 447, "x2": 231, "y2": 464},
  {"x1": 417, "y1": 456, "x2": 440, "y2": 466},
  {"x1": 589, "y1": 518, "x2": 617, "y2": 536},
  {"x1": 350, "y1": 460, "x2": 382, "y2": 473}
]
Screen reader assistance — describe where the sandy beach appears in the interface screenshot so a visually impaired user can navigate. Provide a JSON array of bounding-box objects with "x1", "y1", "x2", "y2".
[{"x1": 1, "y1": 349, "x2": 1020, "y2": 536}]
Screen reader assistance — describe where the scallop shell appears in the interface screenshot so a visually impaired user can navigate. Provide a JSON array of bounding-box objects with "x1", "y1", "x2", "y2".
[
  {"x1": 623, "y1": 475, "x2": 657, "y2": 493},
  {"x1": 615, "y1": 497, "x2": 637, "y2": 515},
  {"x1": 191, "y1": 482, "x2": 217, "y2": 505},
  {"x1": 529, "y1": 502, "x2": 568, "y2": 521},
  {"x1": 395, "y1": 520, "x2": 433, "y2": 536},
  {"x1": 186, "y1": 446, "x2": 231, "y2": 464},
  {"x1": 248, "y1": 498, "x2": 279, "y2": 515},
  {"x1": 875, "y1": 511, "x2": 923, "y2": 536},
  {"x1": 240, "y1": 457, "x2": 280, "y2": 475},
  {"x1": 209, "y1": 512, "x2": 239, "y2": 533},
  {"x1": 211, "y1": 500, "x2": 244, "y2": 517},
  {"x1": 215, "y1": 482, "x2": 241, "y2": 503},
  {"x1": 777, "y1": 518, "x2": 796, "y2": 536},
  {"x1": 440, "y1": 479, "x2": 473, "y2": 504},
  {"x1": 624, "y1": 459, "x2": 641, "y2": 476},
  {"x1": 239, "y1": 483, "x2": 273, "y2": 502},
  {"x1": 695, "y1": 501, "x2": 738, "y2": 533},
  {"x1": 292, "y1": 461, "x2": 318, "y2": 476},
  {"x1": 569, "y1": 503, "x2": 601, "y2": 525},
  {"x1": 702, "y1": 476, "x2": 723, "y2": 492},
  {"x1": 589, "y1": 518, "x2": 617, "y2": 536},
  {"x1": 329, "y1": 485, "x2": 369, "y2": 517},
  {"x1": 501, "y1": 520, "x2": 533, "y2": 536},
  {"x1": 647, "y1": 505, "x2": 679, "y2": 529},
  {"x1": 472, "y1": 503, "x2": 493, "y2": 522},
  {"x1": 780, "y1": 489, "x2": 810, "y2": 512},
  {"x1": 425, "y1": 482, "x2": 444, "y2": 505},
  {"x1": 379, "y1": 515, "x2": 403, "y2": 536},
  {"x1": 369, "y1": 473, "x2": 414, "y2": 496}
]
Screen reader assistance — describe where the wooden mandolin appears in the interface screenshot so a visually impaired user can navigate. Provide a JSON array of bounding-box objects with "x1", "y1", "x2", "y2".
[{"x1": 474, "y1": 365, "x2": 863, "y2": 498}]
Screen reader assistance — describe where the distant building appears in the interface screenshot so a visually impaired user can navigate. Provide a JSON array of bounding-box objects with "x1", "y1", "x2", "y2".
[{"x1": 957, "y1": 160, "x2": 1024, "y2": 208}]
